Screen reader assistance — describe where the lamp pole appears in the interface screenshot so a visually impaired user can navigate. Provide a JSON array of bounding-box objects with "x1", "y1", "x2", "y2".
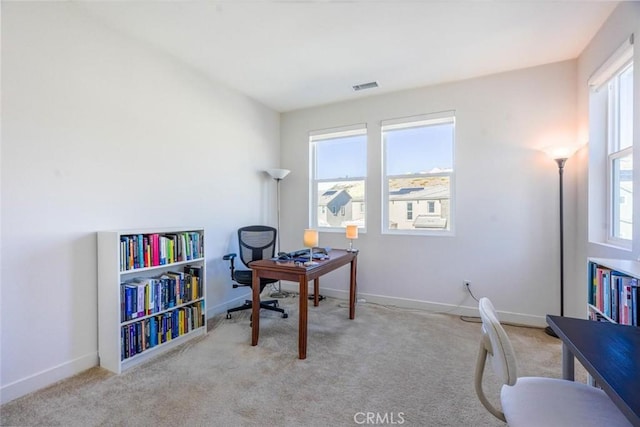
[
  {"x1": 557, "y1": 157, "x2": 566, "y2": 318},
  {"x1": 275, "y1": 176, "x2": 283, "y2": 254},
  {"x1": 545, "y1": 157, "x2": 567, "y2": 338},
  {"x1": 266, "y1": 168, "x2": 290, "y2": 298}
]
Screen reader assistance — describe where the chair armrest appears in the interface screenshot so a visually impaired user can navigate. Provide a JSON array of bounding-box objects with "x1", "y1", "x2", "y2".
[{"x1": 223, "y1": 253, "x2": 237, "y2": 261}]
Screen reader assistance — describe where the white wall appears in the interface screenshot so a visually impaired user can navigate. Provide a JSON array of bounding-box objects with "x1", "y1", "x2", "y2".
[
  {"x1": 0, "y1": 3, "x2": 280, "y2": 403},
  {"x1": 574, "y1": 3, "x2": 640, "y2": 314},
  {"x1": 280, "y1": 61, "x2": 578, "y2": 325}
]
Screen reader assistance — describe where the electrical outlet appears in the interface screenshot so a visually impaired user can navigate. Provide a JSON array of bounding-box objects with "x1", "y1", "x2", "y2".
[{"x1": 463, "y1": 280, "x2": 471, "y2": 290}]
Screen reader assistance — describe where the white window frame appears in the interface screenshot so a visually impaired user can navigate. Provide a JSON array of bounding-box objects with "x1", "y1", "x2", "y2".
[
  {"x1": 588, "y1": 35, "x2": 634, "y2": 249},
  {"x1": 309, "y1": 124, "x2": 367, "y2": 232},
  {"x1": 608, "y1": 147, "x2": 633, "y2": 245},
  {"x1": 381, "y1": 111, "x2": 455, "y2": 236}
]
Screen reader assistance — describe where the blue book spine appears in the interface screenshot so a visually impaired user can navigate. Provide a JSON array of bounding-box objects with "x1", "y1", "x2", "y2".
[
  {"x1": 130, "y1": 286, "x2": 137, "y2": 319},
  {"x1": 136, "y1": 322, "x2": 142, "y2": 354},
  {"x1": 172, "y1": 310, "x2": 179, "y2": 338},
  {"x1": 132, "y1": 235, "x2": 139, "y2": 269},
  {"x1": 120, "y1": 286, "x2": 125, "y2": 322},
  {"x1": 193, "y1": 233, "x2": 199, "y2": 259},
  {"x1": 156, "y1": 280, "x2": 162, "y2": 313},
  {"x1": 161, "y1": 315, "x2": 167, "y2": 343},
  {"x1": 130, "y1": 324, "x2": 136, "y2": 357},
  {"x1": 137, "y1": 234, "x2": 144, "y2": 268},
  {"x1": 150, "y1": 317, "x2": 157, "y2": 347},
  {"x1": 168, "y1": 278, "x2": 176, "y2": 308},
  {"x1": 123, "y1": 286, "x2": 132, "y2": 320}
]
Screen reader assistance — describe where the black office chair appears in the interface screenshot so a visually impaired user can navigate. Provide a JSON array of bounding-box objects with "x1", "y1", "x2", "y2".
[{"x1": 224, "y1": 225, "x2": 288, "y2": 320}]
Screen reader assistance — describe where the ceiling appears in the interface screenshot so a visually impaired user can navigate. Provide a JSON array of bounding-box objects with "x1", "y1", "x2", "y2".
[{"x1": 78, "y1": 1, "x2": 618, "y2": 112}]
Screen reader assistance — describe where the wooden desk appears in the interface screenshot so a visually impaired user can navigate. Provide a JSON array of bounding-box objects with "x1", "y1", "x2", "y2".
[
  {"x1": 546, "y1": 315, "x2": 640, "y2": 426},
  {"x1": 250, "y1": 249, "x2": 358, "y2": 359}
]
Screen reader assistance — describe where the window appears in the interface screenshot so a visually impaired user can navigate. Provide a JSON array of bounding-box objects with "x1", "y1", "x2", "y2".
[
  {"x1": 609, "y1": 63, "x2": 633, "y2": 241},
  {"x1": 588, "y1": 36, "x2": 633, "y2": 247},
  {"x1": 382, "y1": 111, "x2": 455, "y2": 234},
  {"x1": 310, "y1": 124, "x2": 367, "y2": 230}
]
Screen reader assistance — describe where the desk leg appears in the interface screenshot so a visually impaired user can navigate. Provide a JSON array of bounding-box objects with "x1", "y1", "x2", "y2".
[
  {"x1": 251, "y1": 269, "x2": 260, "y2": 346},
  {"x1": 349, "y1": 256, "x2": 358, "y2": 319},
  {"x1": 299, "y1": 275, "x2": 308, "y2": 359},
  {"x1": 314, "y1": 278, "x2": 320, "y2": 307},
  {"x1": 562, "y1": 342, "x2": 574, "y2": 381}
]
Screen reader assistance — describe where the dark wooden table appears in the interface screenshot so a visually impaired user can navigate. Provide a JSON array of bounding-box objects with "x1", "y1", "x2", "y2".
[
  {"x1": 250, "y1": 249, "x2": 358, "y2": 359},
  {"x1": 546, "y1": 315, "x2": 640, "y2": 426}
]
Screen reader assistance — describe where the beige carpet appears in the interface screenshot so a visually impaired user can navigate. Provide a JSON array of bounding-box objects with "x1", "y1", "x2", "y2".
[{"x1": 1, "y1": 296, "x2": 578, "y2": 426}]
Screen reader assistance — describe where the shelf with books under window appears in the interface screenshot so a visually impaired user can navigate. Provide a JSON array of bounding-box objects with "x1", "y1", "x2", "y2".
[
  {"x1": 98, "y1": 228, "x2": 206, "y2": 374},
  {"x1": 588, "y1": 258, "x2": 640, "y2": 326}
]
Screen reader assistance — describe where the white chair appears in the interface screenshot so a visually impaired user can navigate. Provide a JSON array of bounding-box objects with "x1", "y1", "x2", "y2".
[{"x1": 475, "y1": 297, "x2": 632, "y2": 427}]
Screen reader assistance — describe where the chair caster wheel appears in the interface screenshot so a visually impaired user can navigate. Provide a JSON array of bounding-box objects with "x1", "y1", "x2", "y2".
[
  {"x1": 226, "y1": 313, "x2": 231, "y2": 319},
  {"x1": 282, "y1": 313, "x2": 288, "y2": 319}
]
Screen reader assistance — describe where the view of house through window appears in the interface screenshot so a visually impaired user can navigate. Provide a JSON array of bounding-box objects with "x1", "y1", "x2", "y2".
[
  {"x1": 310, "y1": 125, "x2": 367, "y2": 230},
  {"x1": 382, "y1": 112, "x2": 455, "y2": 233}
]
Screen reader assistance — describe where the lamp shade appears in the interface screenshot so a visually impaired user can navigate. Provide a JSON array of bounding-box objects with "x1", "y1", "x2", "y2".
[
  {"x1": 303, "y1": 229, "x2": 319, "y2": 248},
  {"x1": 266, "y1": 168, "x2": 291, "y2": 180},
  {"x1": 542, "y1": 144, "x2": 583, "y2": 160},
  {"x1": 346, "y1": 225, "x2": 358, "y2": 240}
]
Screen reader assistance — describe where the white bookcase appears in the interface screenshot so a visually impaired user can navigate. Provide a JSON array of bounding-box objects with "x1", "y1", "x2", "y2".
[{"x1": 98, "y1": 227, "x2": 206, "y2": 374}]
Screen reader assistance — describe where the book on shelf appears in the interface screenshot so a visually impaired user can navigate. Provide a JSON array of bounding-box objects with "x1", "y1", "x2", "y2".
[
  {"x1": 119, "y1": 231, "x2": 204, "y2": 271},
  {"x1": 632, "y1": 279, "x2": 639, "y2": 327},
  {"x1": 119, "y1": 300, "x2": 204, "y2": 361},
  {"x1": 589, "y1": 261, "x2": 640, "y2": 326}
]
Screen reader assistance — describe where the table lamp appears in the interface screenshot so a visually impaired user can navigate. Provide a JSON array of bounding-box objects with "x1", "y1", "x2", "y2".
[
  {"x1": 346, "y1": 225, "x2": 358, "y2": 252},
  {"x1": 303, "y1": 229, "x2": 319, "y2": 266}
]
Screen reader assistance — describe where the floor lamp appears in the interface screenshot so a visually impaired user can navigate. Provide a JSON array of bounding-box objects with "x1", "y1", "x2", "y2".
[
  {"x1": 266, "y1": 168, "x2": 290, "y2": 298},
  {"x1": 543, "y1": 146, "x2": 579, "y2": 338}
]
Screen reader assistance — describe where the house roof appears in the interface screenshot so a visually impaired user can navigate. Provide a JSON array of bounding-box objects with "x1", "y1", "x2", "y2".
[{"x1": 389, "y1": 186, "x2": 449, "y2": 201}]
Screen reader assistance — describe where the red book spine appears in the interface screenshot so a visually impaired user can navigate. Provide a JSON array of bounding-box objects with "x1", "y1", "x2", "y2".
[{"x1": 152, "y1": 234, "x2": 160, "y2": 266}]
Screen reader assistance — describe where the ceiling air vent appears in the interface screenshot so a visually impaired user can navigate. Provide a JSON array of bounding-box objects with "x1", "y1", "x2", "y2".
[{"x1": 352, "y1": 81, "x2": 379, "y2": 91}]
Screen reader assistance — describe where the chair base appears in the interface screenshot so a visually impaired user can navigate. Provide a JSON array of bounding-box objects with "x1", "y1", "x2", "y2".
[{"x1": 226, "y1": 299, "x2": 288, "y2": 319}]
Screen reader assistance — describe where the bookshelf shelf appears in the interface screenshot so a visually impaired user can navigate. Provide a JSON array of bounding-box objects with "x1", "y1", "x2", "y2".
[
  {"x1": 588, "y1": 258, "x2": 639, "y2": 326},
  {"x1": 98, "y1": 227, "x2": 207, "y2": 374}
]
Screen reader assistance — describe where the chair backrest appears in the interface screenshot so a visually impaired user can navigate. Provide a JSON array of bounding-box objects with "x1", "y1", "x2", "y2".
[
  {"x1": 237, "y1": 225, "x2": 277, "y2": 268},
  {"x1": 478, "y1": 297, "x2": 518, "y2": 385},
  {"x1": 475, "y1": 297, "x2": 518, "y2": 422}
]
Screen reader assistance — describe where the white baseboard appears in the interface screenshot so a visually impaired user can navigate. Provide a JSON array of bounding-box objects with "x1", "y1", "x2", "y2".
[
  {"x1": 206, "y1": 293, "x2": 252, "y2": 318},
  {"x1": 3, "y1": 293, "x2": 265, "y2": 405},
  {"x1": 1, "y1": 352, "x2": 98, "y2": 405},
  {"x1": 278, "y1": 283, "x2": 547, "y2": 328}
]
